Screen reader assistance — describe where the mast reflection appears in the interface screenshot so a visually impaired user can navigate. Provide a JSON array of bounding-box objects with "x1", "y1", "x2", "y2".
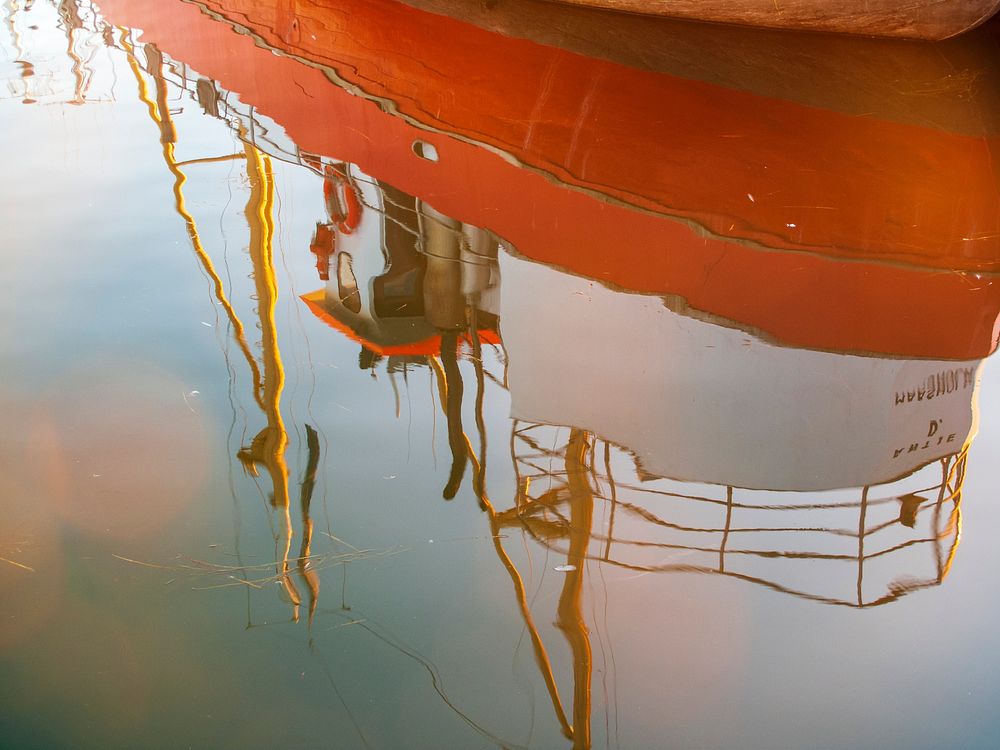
[{"x1": 121, "y1": 33, "x2": 322, "y2": 624}]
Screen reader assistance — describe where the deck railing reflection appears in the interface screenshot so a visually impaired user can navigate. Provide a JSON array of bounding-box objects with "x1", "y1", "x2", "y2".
[{"x1": 507, "y1": 422, "x2": 966, "y2": 608}]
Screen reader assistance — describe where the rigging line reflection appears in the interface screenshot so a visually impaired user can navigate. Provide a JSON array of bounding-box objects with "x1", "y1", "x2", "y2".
[
  {"x1": 117, "y1": 26, "x2": 265, "y2": 604},
  {"x1": 307, "y1": 638, "x2": 375, "y2": 750},
  {"x1": 465, "y1": 398, "x2": 575, "y2": 742},
  {"x1": 238, "y1": 133, "x2": 302, "y2": 614},
  {"x1": 307, "y1": 605, "x2": 531, "y2": 750},
  {"x1": 459, "y1": 282, "x2": 593, "y2": 746},
  {"x1": 435, "y1": 407, "x2": 580, "y2": 742},
  {"x1": 558, "y1": 430, "x2": 594, "y2": 750},
  {"x1": 470, "y1": 346, "x2": 591, "y2": 738},
  {"x1": 122, "y1": 32, "x2": 317, "y2": 621},
  {"x1": 298, "y1": 424, "x2": 321, "y2": 627},
  {"x1": 118, "y1": 31, "x2": 266, "y2": 411},
  {"x1": 55, "y1": 0, "x2": 87, "y2": 104},
  {"x1": 470, "y1": 309, "x2": 489, "y2": 512},
  {"x1": 477, "y1": 359, "x2": 593, "y2": 748},
  {"x1": 439, "y1": 331, "x2": 468, "y2": 500}
]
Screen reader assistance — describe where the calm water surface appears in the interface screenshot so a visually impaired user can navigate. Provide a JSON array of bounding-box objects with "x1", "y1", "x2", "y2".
[{"x1": 3, "y1": 1, "x2": 1000, "y2": 748}]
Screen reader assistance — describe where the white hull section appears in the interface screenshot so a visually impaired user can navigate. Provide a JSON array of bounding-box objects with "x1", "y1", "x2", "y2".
[{"x1": 500, "y1": 249, "x2": 981, "y2": 491}]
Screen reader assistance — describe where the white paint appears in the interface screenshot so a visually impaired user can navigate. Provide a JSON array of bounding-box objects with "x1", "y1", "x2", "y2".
[{"x1": 499, "y1": 250, "x2": 981, "y2": 491}]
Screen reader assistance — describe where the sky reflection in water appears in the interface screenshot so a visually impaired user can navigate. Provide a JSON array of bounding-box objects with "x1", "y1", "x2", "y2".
[{"x1": 2, "y1": 1, "x2": 1000, "y2": 748}]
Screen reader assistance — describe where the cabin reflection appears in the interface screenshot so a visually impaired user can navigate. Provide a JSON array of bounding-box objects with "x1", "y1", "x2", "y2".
[{"x1": 300, "y1": 164, "x2": 500, "y2": 367}]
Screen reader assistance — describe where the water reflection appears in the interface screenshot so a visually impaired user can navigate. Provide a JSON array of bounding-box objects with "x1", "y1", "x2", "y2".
[
  {"x1": 287, "y1": 161, "x2": 975, "y2": 744},
  {"x1": 288, "y1": 161, "x2": 975, "y2": 747},
  {"x1": 296, "y1": 162, "x2": 975, "y2": 607},
  {"x1": 4, "y1": 0, "x2": 1000, "y2": 747}
]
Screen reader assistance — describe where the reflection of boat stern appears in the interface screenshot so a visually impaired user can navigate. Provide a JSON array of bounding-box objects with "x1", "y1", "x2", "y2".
[
  {"x1": 497, "y1": 245, "x2": 977, "y2": 608},
  {"x1": 499, "y1": 248, "x2": 982, "y2": 492}
]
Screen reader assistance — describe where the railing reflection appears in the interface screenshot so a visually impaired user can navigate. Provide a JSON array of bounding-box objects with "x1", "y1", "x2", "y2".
[{"x1": 508, "y1": 424, "x2": 966, "y2": 609}]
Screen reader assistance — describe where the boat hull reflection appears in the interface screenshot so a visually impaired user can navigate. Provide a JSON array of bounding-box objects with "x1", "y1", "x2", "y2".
[
  {"x1": 501, "y1": 250, "x2": 980, "y2": 492},
  {"x1": 285, "y1": 160, "x2": 975, "y2": 613},
  {"x1": 85, "y1": 0, "x2": 990, "y2": 614},
  {"x1": 95, "y1": 0, "x2": 1000, "y2": 360}
]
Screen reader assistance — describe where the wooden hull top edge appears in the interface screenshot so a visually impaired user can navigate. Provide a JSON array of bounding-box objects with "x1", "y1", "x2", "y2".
[{"x1": 545, "y1": 0, "x2": 1000, "y2": 40}]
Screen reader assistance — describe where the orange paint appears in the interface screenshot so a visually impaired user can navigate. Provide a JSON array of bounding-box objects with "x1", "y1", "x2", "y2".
[
  {"x1": 96, "y1": 0, "x2": 1000, "y2": 359},
  {"x1": 191, "y1": 0, "x2": 1000, "y2": 268},
  {"x1": 302, "y1": 291, "x2": 500, "y2": 356}
]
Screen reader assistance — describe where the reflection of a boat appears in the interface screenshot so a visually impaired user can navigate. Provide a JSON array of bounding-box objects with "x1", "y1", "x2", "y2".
[
  {"x1": 94, "y1": 0, "x2": 1000, "y2": 359},
  {"x1": 76, "y1": 10, "x2": 996, "y2": 747},
  {"x1": 92, "y1": 0, "x2": 992, "y2": 609},
  {"x1": 291, "y1": 163, "x2": 975, "y2": 608},
  {"x1": 295, "y1": 158, "x2": 982, "y2": 492},
  {"x1": 500, "y1": 252, "x2": 972, "y2": 609},
  {"x1": 299, "y1": 166, "x2": 501, "y2": 358},
  {"x1": 291, "y1": 167, "x2": 973, "y2": 750}
]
